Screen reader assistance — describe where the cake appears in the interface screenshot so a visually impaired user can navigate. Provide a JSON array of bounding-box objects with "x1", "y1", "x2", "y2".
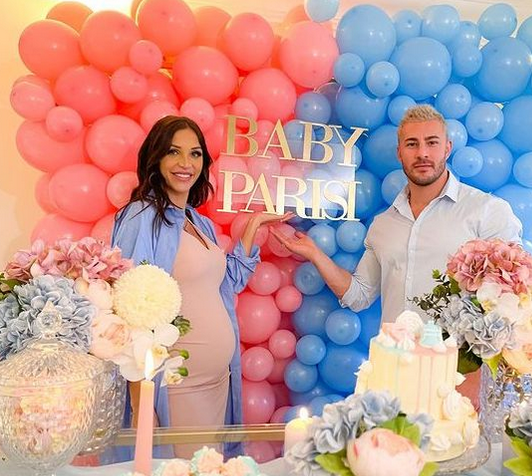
[{"x1": 355, "y1": 311, "x2": 480, "y2": 462}]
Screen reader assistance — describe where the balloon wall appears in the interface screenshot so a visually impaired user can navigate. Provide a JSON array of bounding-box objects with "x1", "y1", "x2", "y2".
[{"x1": 9, "y1": 0, "x2": 532, "y2": 458}]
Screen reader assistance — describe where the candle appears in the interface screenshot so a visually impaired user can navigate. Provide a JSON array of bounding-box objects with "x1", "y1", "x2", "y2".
[
  {"x1": 284, "y1": 407, "x2": 312, "y2": 453},
  {"x1": 134, "y1": 349, "x2": 155, "y2": 476}
]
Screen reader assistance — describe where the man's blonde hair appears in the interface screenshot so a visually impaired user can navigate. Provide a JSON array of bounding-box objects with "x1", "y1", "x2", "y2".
[{"x1": 397, "y1": 104, "x2": 447, "y2": 139}]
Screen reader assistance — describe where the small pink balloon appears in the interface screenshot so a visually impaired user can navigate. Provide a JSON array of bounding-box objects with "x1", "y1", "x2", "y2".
[
  {"x1": 180, "y1": 97, "x2": 215, "y2": 132},
  {"x1": 46, "y1": 2, "x2": 93, "y2": 32},
  {"x1": 31, "y1": 213, "x2": 93, "y2": 244},
  {"x1": 229, "y1": 213, "x2": 268, "y2": 247},
  {"x1": 45, "y1": 106, "x2": 83, "y2": 142},
  {"x1": 248, "y1": 151, "x2": 281, "y2": 183},
  {"x1": 275, "y1": 285, "x2": 303, "y2": 313},
  {"x1": 237, "y1": 292, "x2": 281, "y2": 344},
  {"x1": 271, "y1": 382, "x2": 291, "y2": 407},
  {"x1": 107, "y1": 171, "x2": 139, "y2": 208},
  {"x1": 268, "y1": 358, "x2": 292, "y2": 384},
  {"x1": 248, "y1": 261, "x2": 282, "y2": 295},
  {"x1": 270, "y1": 405, "x2": 290, "y2": 423},
  {"x1": 244, "y1": 441, "x2": 277, "y2": 463},
  {"x1": 35, "y1": 173, "x2": 58, "y2": 214},
  {"x1": 212, "y1": 154, "x2": 249, "y2": 199},
  {"x1": 216, "y1": 233, "x2": 233, "y2": 252},
  {"x1": 128, "y1": 40, "x2": 163, "y2": 76},
  {"x1": 203, "y1": 118, "x2": 226, "y2": 159},
  {"x1": 270, "y1": 256, "x2": 299, "y2": 286},
  {"x1": 268, "y1": 329, "x2": 297, "y2": 359},
  {"x1": 255, "y1": 119, "x2": 275, "y2": 149},
  {"x1": 194, "y1": 6, "x2": 231, "y2": 47},
  {"x1": 140, "y1": 100, "x2": 179, "y2": 132},
  {"x1": 230, "y1": 98, "x2": 259, "y2": 129},
  {"x1": 110, "y1": 66, "x2": 148, "y2": 103},
  {"x1": 241, "y1": 379, "x2": 276, "y2": 424},
  {"x1": 241, "y1": 346, "x2": 275, "y2": 381},
  {"x1": 91, "y1": 212, "x2": 116, "y2": 244},
  {"x1": 13, "y1": 74, "x2": 51, "y2": 89},
  {"x1": 10, "y1": 81, "x2": 55, "y2": 121},
  {"x1": 267, "y1": 223, "x2": 297, "y2": 257}
]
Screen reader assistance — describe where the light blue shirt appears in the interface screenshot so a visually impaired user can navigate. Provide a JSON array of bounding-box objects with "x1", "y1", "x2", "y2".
[{"x1": 340, "y1": 173, "x2": 523, "y2": 323}]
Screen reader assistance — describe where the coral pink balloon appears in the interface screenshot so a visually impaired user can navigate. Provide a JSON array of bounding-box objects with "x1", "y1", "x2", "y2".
[
  {"x1": 204, "y1": 199, "x2": 235, "y2": 226},
  {"x1": 35, "y1": 173, "x2": 58, "y2": 214},
  {"x1": 91, "y1": 213, "x2": 115, "y2": 244},
  {"x1": 203, "y1": 118, "x2": 227, "y2": 159},
  {"x1": 180, "y1": 97, "x2": 215, "y2": 132},
  {"x1": 221, "y1": 13, "x2": 274, "y2": 72},
  {"x1": 13, "y1": 74, "x2": 51, "y2": 89},
  {"x1": 46, "y1": 2, "x2": 93, "y2": 32},
  {"x1": 129, "y1": 40, "x2": 163, "y2": 76},
  {"x1": 275, "y1": 285, "x2": 303, "y2": 313},
  {"x1": 271, "y1": 382, "x2": 291, "y2": 406},
  {"x1": 229, "y1": 213, "x2": 268, "y2": 247},
  {"x1": 107, "y1": 171, "x2": 139, "y2": 208},
  {"x1": 217, "y1": 234, "x2": 233, "y2": 252},
  {"x1": 212, "y1": 154, "x2": 249, "y2": 200},
  {"x1": 237, "y1": 292, "x2": 281, "y2": 344},
  {"x1": 86, "y1": 115, "x2": 145, "y2": 174},
  {"x1": 49, "y1": 164, "x2": 111, "y2": 222},
  {"x1": 270, "y1": 256, "x2": 299, "y2": 287},
  {"x1": 137, "y1": 0, "x2": 197, "y2": 56},
  {"x1": 279, "y1": 21, "x2": 339, "y2": 89},
  {"x1": 10, "y1": 81, "x2": 55, "y2": 121},
  {"x1": 16, "y1": 121, "x2": 87, "y2": 173},
  {"x1": 268, "y1": 358, "x2": 292, "y2": 384},
  {"x1": 242, "y1": 347, "x2": 275, "y2": 381},
  {"x1": 267, "y1": 223, "x2": 297, "y2": 258},
  {"x1": 31, "y1": 214, "x2": 93, "y2": 244},
  {"x1": 270, "y1": 405, "x2": 290, "y2": 423},
  {"x1": 244, "y1": 441, "x2": 277, "y2": 463},
  {"x1": 19, "y1": 19, "x2": 84, "y2": 81},
  {"x1": 248, "y1": 152, "x2": 281, "y2": 183},
  {"x1": 194, "y1": 6, "x2": 231, "y2": 47},
  {"x1": 268, "y1": 329, "x2": 297, "y2": 359},
  {"x1": 241, "y1": 379, "x2": 276, "y2": 424},
  {"x1": 140, "y1": 100, "x2": 179, "y2": 132},
  {"x1": 248, "y1": 261, "x2": 282, "y2": 295},
  {"x1": 54, "y1": 65, "x2": 116, "y2": 124},
  {"x1": 255, "y1": 120, "x2": 275, "y2": 149},
  {"x1": 172, "y1": 46, "x2": 238, "y2": 106},
  {"x1": 45, "y1": 106, "x2": 83, "y2": 142},
  {"x1": 110, "y1": 66, "x2": 148, "y2": 103},
  {"x1": 239, "y1": 68, "x2": 297, "y2": 122},
  {"x1": 230, "y1": 98, "x2": 259, "y2": 128}
]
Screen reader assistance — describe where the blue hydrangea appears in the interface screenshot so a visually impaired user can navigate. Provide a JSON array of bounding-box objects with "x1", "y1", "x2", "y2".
[
  {"x1": 509, "y1": 401, "x2": 532, "y2": 444},
  {"x1": 0, "y1": 275, "x2": 95, "y2": 357},
  {"x1": 439, "y1": 294, "x2": 482, "y2": 347}
]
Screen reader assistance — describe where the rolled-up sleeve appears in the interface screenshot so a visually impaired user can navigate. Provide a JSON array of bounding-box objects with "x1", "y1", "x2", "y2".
[{"x1": 225, "y1": 240, "x2": 261, "y2": 293}]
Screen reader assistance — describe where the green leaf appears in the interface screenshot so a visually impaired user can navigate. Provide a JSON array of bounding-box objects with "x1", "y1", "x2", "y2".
[
  {"x1": 172, "y1": 316, "x2": 192, "y2": 336},
  {"x1": 315, "y1": 450, "x2": 353, "y2": 476},
  {"x1": 419, "y1": 461, "x2": 439, "y2": 476},
  {"x1": 432, "y1": 269, "x2": 442, "y2": 279},
  {"x1": 484, "y1": 354, "x2": 503, "y2": 378},
  {"x1": 510, "y1": 436, "x2": 532, "y2": 459},
  {"x1": 449, "y1": 277, "x2": 461, "y2": 295},
  {"x1": 504, "y1": 456, "x2": 532, "y2": 476},
  {"x1": 457, "y1": 347, "x2": 482, "y2": 374},
  {"x1": 379, "y1": 416, "x2": 421, "y2": 446}
]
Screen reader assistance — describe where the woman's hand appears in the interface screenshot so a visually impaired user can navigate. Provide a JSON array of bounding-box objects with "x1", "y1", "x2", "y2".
[{"x1": 269, "y1": 228, "x2": 320, "y2": 262}]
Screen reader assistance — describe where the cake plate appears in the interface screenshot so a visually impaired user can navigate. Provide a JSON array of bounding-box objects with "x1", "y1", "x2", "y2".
[{"x1": 435, "y1": 432, "x2": 491, "y2": 475}]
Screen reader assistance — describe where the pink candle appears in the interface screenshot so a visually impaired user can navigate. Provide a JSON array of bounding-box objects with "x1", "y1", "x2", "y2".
[{"x1": 134, "y1": 350, "x2": 155, "y2": 476}]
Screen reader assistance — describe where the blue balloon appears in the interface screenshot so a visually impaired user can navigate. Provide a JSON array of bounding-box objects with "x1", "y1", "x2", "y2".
[
  {"x1": 421, "y1": 5, "x2": 460, "y2": 44},
  {"x1": 332, "y1": 251, "x2": 362, "y2": 272},
  {"x1": 290, "y1": 380, "x2": 335, "y2": 405},
  {"x1": 284, "y1": 359, "x2": 319, "y2": 393},
  {"x1": 448, "y1": 21, "x2": 481, "y2": 52},
  {"x1": 381, "y1": 169, "x2": 408, "y2": 205},
  {"x1": 517, "y1": 16, "x2": 532, "y2": 51},
  {"x1": 452, "y1": 44, "x2": 483, "y2": 78},
  {"x1": 446, "y1": 119, "x2": 468, "y2": 151},
  {"x1": 294, "y1": 262, "x2": 325, "y2": 296},
  {"x1": 387, "y1": 95, "x2": 416, "y2": 125},
  {"x1": 463, "y1": 139, "x2": 513, "y2": 192},
  {"x1": 361, "y1": 124, "x2": 400, "y2": 179},
  {"x1": 390, "y1": 37, "x2": 452, "y2": 100},
  {"x1": 336, "y1": 5, "x2": 396, "y2": 66},
  {"x1": 354, "y1": 169, "x2": 383, "y2": 220},
  {"x1": 451, "y1": 146, "x2": 484, "y2": 178},
  {"x1": 336, "y1": 86, "x2": 390, "y2": 130},
  {"x1": 513, "y1": 152, "x2": 532, "y2": 188},
  {"x1": 307, "y1": 223, "x2": 338, "y2": 257},
  {"x1": 393, "y1": 10, "x2": 421, "y2": 44},
  {"x1": 326, "y1": 394, "x2": 345, "y2": 403},
  {"x1": 296, "y1": 335, "x2": 327, "y2": 366},
  {"x1": 478, "y1": 3, "x2": 517, "y2": 40},
  {"x1": 305, "y1": 0, "x2": 340, "y2": 23},
  {"x1": 333, "y1": 53, "x2": 365, "y2": 88},
  {"x1": 295, "y1": 92, "x2": 332, "y2": 124},
  {"x1": 318, "y1": 342, "x2": 368, "y2": 393},
  {"x1": 293, "y1": 290, "x2": 339, "y2": 337},
  {"x1": 316, "y1": 81, "x2": 341, "y2": 125},
  {"x1": 365, "y1": 61, "x2": 400, "y2": 98},
  {"x1": 284, "y1": 405, "x2": 305, "y2": 422},
  {"x1": 499, "y1": 96, "x2": 532, "y2": 155},
  {"x1": 494, "y1": 184, "x2": 532, "y2": 232},
  {"x1": 309, "y1": 396, "x2": 330, "y2": 416},
  {"x1": 357, "y1": 300, "x2": 382, "y2": 348},
  {"x1": 325, "y1": 309, "x2": 361, "y2": 345},
  {"x1": 323, "y1": 141, "x2": 362, "y2": 176},
  {"x1": 465, "y1": 102, "x2": 504, "y2": 141},
  {"x1": 335, "y1": 221, "x2": 367, "y2": 253},
  {"x1": 475, "y1": 37, "x2": 532, "y2": 102},
  {"x1": 435, "y1": 84, "x2": 471, "y2": 119}
]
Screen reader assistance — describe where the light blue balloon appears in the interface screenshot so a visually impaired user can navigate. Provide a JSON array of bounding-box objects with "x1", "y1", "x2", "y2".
[
  {"x1": 494, "y1": 184, "x2": 532, "y2": 231},
  {"x1": 357, "y1": 300, "x2": 382, "y2": 348},
  {"x1": 446, "y1": 119, "x2": 468, "y2": 150},
  {"x1": 365, "y1": 61, "x2": 400, "y2": 98},
  {"x1": 316, "y1": 81, "x2": 341, "y2": 125},
  {"x1": 336, "y1": 86, "x2": 390, "y2": 130},
  {"x1": 318, "y1": 342, "x2": 368, "y2": 392},
  {"x1": 393, "y1": 9, "x2": 421, "y2": 44},
  {"x1": 309, "y1": 396, "x2": 330, "y2": 416},
  {"x1": 475, "y1": 37, "x2": 532, "y2": 102},
  {"x1": 452, "y1": 44, "x2": 483, "y2": 78},
  {"x1": 336, "y1": 221, "x2": 367, "y2": 253},
  {"x1": 294, "y1": 262, "x2": 325, "y2": 296},
  {"x1": 451, "y1": 146, "x2": 484, "y2": 178},
  {"x1": 296, "y1": 335, "x2": 327, "y2": 366},
  {"x1": 387, "y1": 95, "x2": 416, "y2": 125},
  {"x1": 421, "y1": 5, "x2": 460, "y2": 44},
  {"x1": 478, "y1": 3, "x2": 517, "y2": 40},
  {"x1": 284, "y1": 359, "x2": 318, "y2": 393},
  {"x1": 500, "y1": 96, "x2": 532, "y2": 154},
  {"x1": 333, "y1": 52, "x2": 365, "y2": 88},
  {"x1": 381, "y1": 169, "x2": 408, "y2": 205},
  {"x1": 361, "y1": 124, "x2": 400, "y2": 179},
  {"x1": 448, "y1": 21, "x2": 481, "y2": 53},
  {"x1": 464, "y1": 139, "x2": 513, "y2": 192},
  {"x1": 332, "y1": 250, "x2": 362, "y2": 272},
  {"x1": 465, "y1": 102, "x2": 504, "y2": 141},
  {"x1": 513, "y1": 152, "x2": 532, "y2": 188},
  {"x1": 517, "y1": 16, "x2": 532, "y2": 51},
  {"x1": 435, "y1": 84, "x2": 472, "y2": 119},
  {"x1": 293, "y1": 291, "x2": 339, "y2": 337},
  {"x1": 354, "y1": 169, "x2": 383, "y2": 220},
  {"x1": 305, "y1": 0, "x2": 340, "y2": 23},
  {"x1": 390, "y1": 37, "x2": 452, "y2": 100},
  {"x1": 307, "y1": 223, "x2": 338, "y2": 256},
  {"x1": 290, "y1": 380, "x2": 334, "y2": 405},
  {"x1": 336, "y1": 5, "x2": 396, "y2": 67},
  {"x1": 284, "y1": 405, "x2": 305, "y2": 422},
  {"x1": 295, "y1": 92, "x2": 331, "y2": 124},
  {"x1": 325, "y1": 309, "x2": 361, "y2": 345}
]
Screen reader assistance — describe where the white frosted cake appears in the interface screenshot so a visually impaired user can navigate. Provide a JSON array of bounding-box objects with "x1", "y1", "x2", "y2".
[{"x1": 355, "y1": 311, "x2": 479, "y2": 462}]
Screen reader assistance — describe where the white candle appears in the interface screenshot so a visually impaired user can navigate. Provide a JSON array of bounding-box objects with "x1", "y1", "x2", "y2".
[{"x1": 284, "y1": 407, "x2": 312, "y2": 453}]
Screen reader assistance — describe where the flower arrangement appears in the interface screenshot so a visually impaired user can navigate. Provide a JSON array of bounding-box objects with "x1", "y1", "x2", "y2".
[
  {"x1": 0, "y1": 238, "x2": 190, "y2": 383},
  {"x1": 412, "y1": 238, "x2": 532, "y2": 375},
  {"x1": 504, "y1": 400, "x2": 532, "y2": 476},
  {"x1": 285, "y1": 390, "x2": 438, "y2": 476}
]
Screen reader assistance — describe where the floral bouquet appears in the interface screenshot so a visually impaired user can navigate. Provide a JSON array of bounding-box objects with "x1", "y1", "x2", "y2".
[
  {"x1": 504, "y1": 400, "x2": 532, "y2": 476},
  {"x1": 412, "y1": 238, "x2": 532, "y2": 376},
  {"x1": 285, "y1": 390, "x2": 438, "y2": 476}
]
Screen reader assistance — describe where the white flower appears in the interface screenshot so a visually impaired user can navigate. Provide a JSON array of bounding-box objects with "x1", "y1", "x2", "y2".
[
  {"x1": 476, "y1": 282, "x2": 502, "y2": 306},
  {"x1": 161, "y1": 356, "x2": 186, "y2": 387},
  {"x1": 113, "y1": 264, "x2": 181, "y2": 330}
]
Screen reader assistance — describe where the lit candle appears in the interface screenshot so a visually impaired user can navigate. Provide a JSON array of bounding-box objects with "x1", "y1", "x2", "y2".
[
  {"x1": 134, "y1": 349, "x2": 155, "y2": 476},
  {"x1": 284, "y1": 407, "x2": 312, "y2": 453}
]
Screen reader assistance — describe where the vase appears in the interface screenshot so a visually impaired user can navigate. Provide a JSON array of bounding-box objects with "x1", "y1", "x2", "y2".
[{"x1": 479, "y1": 362, "x2": 532, "y2": 443}]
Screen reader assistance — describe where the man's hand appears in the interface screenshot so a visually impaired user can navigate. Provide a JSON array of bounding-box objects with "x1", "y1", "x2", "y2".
[{"x1": 269, "y1": 228, "x2": 320, "y2": 262}]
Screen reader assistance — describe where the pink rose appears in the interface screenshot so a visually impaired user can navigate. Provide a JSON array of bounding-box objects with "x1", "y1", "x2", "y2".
[
  {"x1": 90, "y1": 312, "x2": 133, "y2": 360},
  {"x1": 74, "y1": 278, "x2": 114, "y2": 310},
  {"x1": 160, "y1": 460, "x2": 191, "y2": 476},
  {"x1": 347, "y1": 429, "x2": 425, "y2": 476}
]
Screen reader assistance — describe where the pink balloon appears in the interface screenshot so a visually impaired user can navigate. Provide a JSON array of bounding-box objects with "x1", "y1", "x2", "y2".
[
  {"x1": 137, "y1": 0, "x2": 197, "y2": 56},
  {"x1": 140, "y1": 100, "x2": 179, "y2": 132},
  {"x1": 271, "y1": 382, "x2": 291, "y2": 407},
  {"x1": 35, "y1": 173, "x2": 58, "y2": 214},
  {"x1": 270, "y1": 256, "x2": 299, "y2": 287},
  {"x1": 18, "y1": 19, "x2": 84, "y2": 81},
  {"x1": 111, "y1": 66, "x2": 148, "y2": 103},
  {"x1": 180, "y1": 97, "x2": 215, "y2": 132},
  {"x1": 128, "y1": 40, "x2": 163, "y2": 76},
  {"x1": 268, "y1": 358, "x2": 292, "y2": 384},
  {"x1": 267, "y1": 223, "x2": 297, "y2": 258},
  {"x1": 211, "y1": 154, "x2": 249, "y2": 200},
  {"x1": 248, "y1": 151, "x2": 281, "y2": 184},
  {"x1": 46, "y1": 2, "x2": 93, "y2": 32},
  {"x1": 229, "y1": 213, "x2": 268, "y2": 247},
  {"x1": 270, "y1": 405, "x2": 290, "y2": 423},
  {"x1": 241, "y1": 379, "x2": 276, "y2": 424},
  {"x1": 49, "y1": 164, "x2": 112, "y2": 222},
  {"x1": 230, "y1": 98, "x2": 259, "y2": 130},
  {"x1": 31, "y1": 214, "x2": 93, "y2": 244},
  {"x1": 204, "y1": 199, "x2": 236, "y2": 226},
  {"x1": 248, "y1": 261, "x2": 282, "y2": 295},
  {"x1": 13, "y1": 74, "x2": 51, "y2": 89},
  {"x1": 255, "y1": 120, "x2": 275, "y2": 149},
  {"x1": 268, "y1": 329, "x2": 297, "y2": 359},
  {"x1": 86, "y1": 115, "x2": 145, "y2": 174},
  {"x1": 203, "y1": 118, "x2": 226, "y2": 159},
  {"x1": 172, "y1": 46, "x2": 238, "y2": 106},
  {"x1": 216, "y1": 234, "x2": 233, "y2": 252},
  {"x1": 54, "y1": 65, "x2": 117, "y2": 124},
  {"x1": 80, "y1": 11, "x2": 141, "y2": 73},
  {"x1": 10, "y1": 81, "x2": 55, "y2": 121},
  {"x1": 221, "y1": 13, "x2": 274, "y2": 72},
  {"x1": 16, "y1": 121, "x2": 87, "y2": 173},
  {"x1": 237, "y1": 292, "x2": 281, "y2": 344},
  {"x1": 244, "y1": 441, "x2": 277, "y2": 463},
  {"x1": 45, "y1": 106, "x2": 83, "y2": 142},
  {"x1": 107, "y1": 171, "x2": 139, "y2": 208},
  {"x1": 275, "y1": 285, "x2": 303, "y2": 313},
  {"x1": 91, "y1": 213, "x2": 116, "y2": 244},
  {"x1": 241, "y1": 347, "x2": 275, "y2": 381},
  {"x1": 239, "y1": 68, "x2": 297, "y2": 122},
  {"x1": 194, "y1": 6, "x2": 231, "y2": 47}
]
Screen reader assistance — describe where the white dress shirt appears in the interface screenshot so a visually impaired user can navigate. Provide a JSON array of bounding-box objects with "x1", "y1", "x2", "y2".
[{"x1": 340, "y1": 172, "x2": 523, "y2": 323}]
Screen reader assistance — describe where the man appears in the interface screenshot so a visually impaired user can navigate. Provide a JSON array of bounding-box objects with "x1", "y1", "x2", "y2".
[{"x1": 270, "y1": 105, "x2": 522, "y2": 323}]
